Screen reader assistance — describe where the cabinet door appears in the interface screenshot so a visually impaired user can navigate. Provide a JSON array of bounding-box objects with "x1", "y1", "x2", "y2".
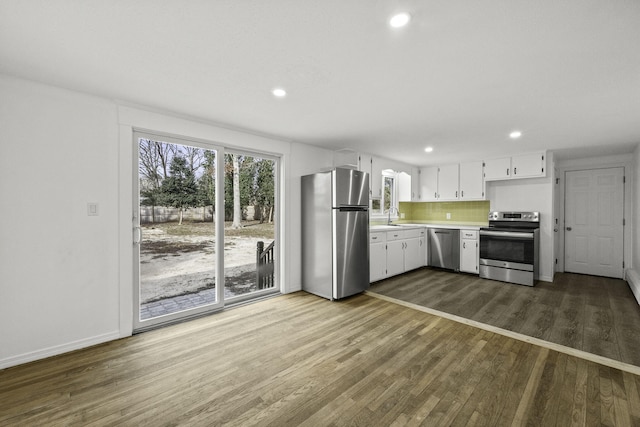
[
  {"x1": 397, "y1": 171, "x2": 412, "y2": 202},
  {"x1": 437, "y1": 164, "x2": 460, "y2": 200},
  {"x1": 370, "y1": 156, "x2": 383, "y2": 199},
  {"x1": 483, "y1": 157, "x2": 511, "y2": 181},
  {"x1": 410, "y1": 167, "x2": 421, "y2": 201},
  {"x1": 370, "y1": 242, "x2": 387, "y2": 282},
  {"x1": 358, "y1": 154, "x2": 372, "y2": 197},
  {"x1": 460, "y1": 239, "x2": 479, "y2": 274},
  {"x1": 459, "y1": 161, "x2": 484, "y2": 200},
  {"x1": 511, "y1": 152, "x2": 545, "y2": 178},
  {"x1": 404, "y1": 238, "x2": 422, "y2": 271},
  {"x1": 386, "y1": 240, "x2": 405, "y2": 277},
  {"x1": 419, "y1": 166, "x2": 438, "y2": 201}
]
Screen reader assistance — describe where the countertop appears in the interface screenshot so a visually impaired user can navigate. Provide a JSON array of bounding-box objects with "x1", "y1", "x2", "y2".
[{"x1": 370, "y1": 222, "x2": 486, "y2": 232}]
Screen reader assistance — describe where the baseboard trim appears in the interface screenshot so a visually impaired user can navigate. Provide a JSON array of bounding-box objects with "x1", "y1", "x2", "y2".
[
  {"x1": 626, "y1": 268, "x2": 640, "y2": 306},
  {"x1": 0, "y1": 331, "x2": 120, "y2": 370},
  {"x1": 366, "y1": 291, "x2": 640, "y2": 376}
]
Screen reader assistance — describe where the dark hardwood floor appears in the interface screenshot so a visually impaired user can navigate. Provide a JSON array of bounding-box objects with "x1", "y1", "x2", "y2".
[
  {"x1": 369, "y1": 269, "x2": 640, "y2": 367},
  {"x1": 2, "y1": 292, "x2": 640, "y2": 426}
]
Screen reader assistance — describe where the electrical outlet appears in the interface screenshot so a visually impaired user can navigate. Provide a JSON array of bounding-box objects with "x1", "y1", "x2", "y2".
[
  {"x1": 87, "y1": 202, "x2": 99, "y2": 216},
  {"x1": 400, "y1": 213, "x2": 405, "y2": 219},
  {"x1": 446, "y1": 212, "x2": 451, "y2": 220}
]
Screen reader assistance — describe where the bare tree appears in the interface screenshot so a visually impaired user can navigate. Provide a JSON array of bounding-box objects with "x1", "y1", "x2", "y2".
[
  {"x1": 183, "y1": 146, "x2": 204, "y2": 174},
  {"x1": 155, "y1": 141, "x2": 176, "y2": 179},
  {"x1": 138, "y1": 139, "x2": 162, "y2": 188}
]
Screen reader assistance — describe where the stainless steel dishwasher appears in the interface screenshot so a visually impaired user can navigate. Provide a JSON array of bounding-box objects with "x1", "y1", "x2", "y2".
[{"x1": 428, "y1": 228, "x2": 460, "y2": 271}]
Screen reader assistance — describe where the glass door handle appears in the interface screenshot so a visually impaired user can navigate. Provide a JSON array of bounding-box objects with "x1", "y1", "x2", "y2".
[{"x1": 133, "y1": 226, "x2": 142, "y2": 244}]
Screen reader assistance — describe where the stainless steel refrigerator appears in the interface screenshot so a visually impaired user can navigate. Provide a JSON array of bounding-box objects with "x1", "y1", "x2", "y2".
[{"x1": 301, "y1": 168, "x2": 369, "y2": 300}]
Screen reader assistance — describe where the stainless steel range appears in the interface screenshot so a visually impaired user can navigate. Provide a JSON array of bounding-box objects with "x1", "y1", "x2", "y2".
[{"x1": 479, "y1": 211, "x2": 540, "y2": 286}]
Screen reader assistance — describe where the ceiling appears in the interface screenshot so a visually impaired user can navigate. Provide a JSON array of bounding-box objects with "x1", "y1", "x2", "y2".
[{"x1": 1, "y1": 0, "x2": 639, "y2": 166}]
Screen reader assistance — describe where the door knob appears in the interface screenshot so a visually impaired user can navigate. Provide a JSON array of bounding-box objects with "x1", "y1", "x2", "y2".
[{"x1": 566, "y1": 227, "x2": 572, "y2": 231}]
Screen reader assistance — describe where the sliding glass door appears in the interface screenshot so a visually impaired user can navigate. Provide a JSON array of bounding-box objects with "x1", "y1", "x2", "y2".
[
  {"x1": 133, "y1": 131, "x2": 279, "y2": 331},
  {"x1": 223, "y1": 151, "x2": 278, "y2": 303},
  {"x1": 133, "y1": 132, "x2": 223, "y2": 330}
]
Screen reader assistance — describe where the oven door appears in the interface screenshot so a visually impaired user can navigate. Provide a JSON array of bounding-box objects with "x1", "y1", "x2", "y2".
[{"x1": 479, "y1": 229, "x2": 535, "y2": 270}]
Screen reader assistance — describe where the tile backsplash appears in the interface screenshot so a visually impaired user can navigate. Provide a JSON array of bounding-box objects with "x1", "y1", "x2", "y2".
[{"x1": 399, "y1": 201, "x2": 490, "y2": 224}]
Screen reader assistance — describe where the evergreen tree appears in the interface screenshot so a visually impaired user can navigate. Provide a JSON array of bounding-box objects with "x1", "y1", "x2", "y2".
[
  {"x1": 254, "y1": 159, "x2": 275, "y2": 223},
  {"x1": 160, "y1": 156, "x2": 198, "y2": 225}
]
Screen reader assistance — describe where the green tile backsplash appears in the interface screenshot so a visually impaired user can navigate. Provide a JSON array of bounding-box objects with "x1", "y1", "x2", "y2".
[{"x1": 398, "y1": 201, "x2": 490, "y2": 224}]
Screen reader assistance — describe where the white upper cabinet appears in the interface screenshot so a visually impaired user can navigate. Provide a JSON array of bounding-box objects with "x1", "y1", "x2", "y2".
[
  {"x1": 370, "y1": 156, "x2": 383, "y2": 199},
  {"x1": 484, "y1": 152, "x2": 546, "y2": 181},
  {"x1": 511, "y1": 152, "x2": 545, "y2": 178},
  {"x1": 483, "y1": 156, "x2": 512, "y2": 181},
  {"x1": 459, "y1": 161, "x2": 484, "y2": 200},
  {"x1": 410, "y1": 167, "x2": 420, "y2": 201},
  {"x1": 358, "y1": 153, "x2": 372, "y2": 198},
  {"x1": 437, "y1": 164, "x2": 460, "y2": 201},
  {"x1": 333, "y1": 149, "x2": 359, "y2": 169},
  {"x1": 419, "y1": 166, "x2": 439, "y2": 201},
  {"x1": 397, "y1": 171, "x2": 412, "y2": 202}
]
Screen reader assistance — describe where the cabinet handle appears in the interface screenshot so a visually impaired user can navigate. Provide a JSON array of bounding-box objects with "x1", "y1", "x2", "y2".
[
  {"x1": 455, "y1": 191, "x2": 458, "y2": 198},
  {"x1": 507, "y1": 168, "x2": 510, "y2": 176},
  {"x1": 463, "y1": 242, "x2": 466, "y2": 249},
  {"x1": 514, "y1": 167, "x2": 517, "y2": 175},
  {"x1": 434, "y1": 192, "x2": 437, "y2": 198},
  {"x1": 461, "y1": 190, "x2": 464, "y2": 198}
]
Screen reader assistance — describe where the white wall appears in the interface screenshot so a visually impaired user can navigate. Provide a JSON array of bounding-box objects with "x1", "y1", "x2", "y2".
[
  {"x1": 0, "y1": 76, "x2": 121, "y2": 367},
  {"x1": 634, "y1": 145, "x2": 640, "y2": 271},
  {"x1": 288, "y1": 143, "x2": 335, "y2": 291},
  {"x1": 0, "y1": 75, "x2": 335, "y2": 368},
  {"x1": 629, "y1": 145, "x2": 640, "y2": 304},
  {"x1": 485, "y1": 173, "x2": 555, "y2": 282}
]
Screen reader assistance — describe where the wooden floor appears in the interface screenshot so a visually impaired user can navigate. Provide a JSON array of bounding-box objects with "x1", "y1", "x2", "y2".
[
  {"x1": 370, "y1": 270, "x2": 640, "y2": 368},
  {"x1": 2, "y1": 292, "x2": 640, "y2": 426}
]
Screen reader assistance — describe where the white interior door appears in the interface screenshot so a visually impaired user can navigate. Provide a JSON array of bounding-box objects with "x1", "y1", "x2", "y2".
[{"x1": 564, "y1": 168, "x2": 624, "y2": 278}]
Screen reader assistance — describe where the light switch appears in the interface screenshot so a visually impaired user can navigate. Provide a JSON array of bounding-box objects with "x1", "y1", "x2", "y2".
[
  {"x1": 446, "y1": 212, "x2": 451, "y2": 219},
  {"x1": 87, "y1": 202, "x2": 99, "y2": 216}
]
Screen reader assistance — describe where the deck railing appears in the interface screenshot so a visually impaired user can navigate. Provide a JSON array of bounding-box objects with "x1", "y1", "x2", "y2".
[{"x1": 256, "y1": 240, "x2": 275, "y2": 289}]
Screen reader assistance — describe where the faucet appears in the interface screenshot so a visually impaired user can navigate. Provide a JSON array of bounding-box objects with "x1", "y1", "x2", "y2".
[{"x1": 387, "y1": 206, "x2": 399, "y2": 225}]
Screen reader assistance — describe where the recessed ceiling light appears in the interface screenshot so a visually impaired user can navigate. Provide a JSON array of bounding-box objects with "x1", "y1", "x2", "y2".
[
  {"x1": 424, "y1": 147, "x2": 433, "y2": 153},
  {"x1": 509, "y1": 130, "x2": 522, "y2": 139},
  {"x1": 272, "y1": 88, "x2": 287, "y2": 98},
  {"x1": 389, "y1": 13, "x2": 411, "y2": 28}
]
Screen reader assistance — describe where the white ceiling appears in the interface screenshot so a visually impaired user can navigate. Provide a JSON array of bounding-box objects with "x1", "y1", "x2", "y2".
[{"x1": 1, "y1": 0, "x2": 639, "y2": 166}]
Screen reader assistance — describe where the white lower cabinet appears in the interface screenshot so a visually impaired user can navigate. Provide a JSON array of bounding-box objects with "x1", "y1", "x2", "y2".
[
  {"x1": 386, "y1": 239, "x2": 406, "y2": 277},
  {"x1": 369, "y1": 227, "x2": 426, "y2": 283},
  {"x1": 459, "y1": 230, "x2": 479, "y2": 274},
  {"x1": 404, "y1": 237, "x2": 422, "y2": 271},
  {"x1": 370, "y1": 232, "x2": 387, "y2": 282}
]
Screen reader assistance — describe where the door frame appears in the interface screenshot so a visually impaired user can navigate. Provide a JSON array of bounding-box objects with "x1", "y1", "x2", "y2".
[{"x1": 556, "y1": 156, "x2": 633, "y2": 276}]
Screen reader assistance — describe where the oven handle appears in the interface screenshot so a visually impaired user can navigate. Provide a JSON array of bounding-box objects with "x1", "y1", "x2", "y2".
[{"x1": 479, "y1": 230, "x2": 533, "y2": 239}]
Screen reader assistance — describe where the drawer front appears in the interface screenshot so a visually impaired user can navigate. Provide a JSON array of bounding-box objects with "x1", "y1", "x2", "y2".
[
  {"x1": 403, "y1": 228, "x2": 422, "y2": 239},
  {"x1": 370, "y1": 232, "x2": 386, "y2": 244},
  {"x1": 386, "y1": 230, "x2": 405, "y2": 241},
  {"x1": 461, "y1": 230, "x2": 478, "y2": 240}
]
